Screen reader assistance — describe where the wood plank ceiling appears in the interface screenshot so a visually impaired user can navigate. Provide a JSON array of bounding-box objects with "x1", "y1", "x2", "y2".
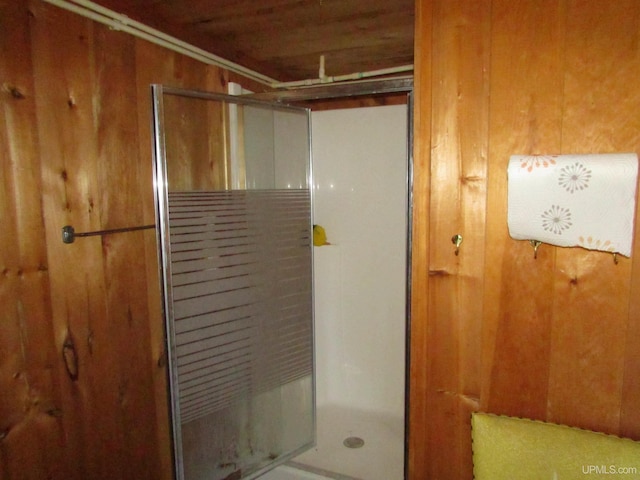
[{"x1": 92, "y1": 0, "x2": 415, "y2": 83}]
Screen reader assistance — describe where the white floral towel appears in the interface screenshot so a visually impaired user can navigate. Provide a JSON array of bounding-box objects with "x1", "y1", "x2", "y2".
[{"x1": 507, "y1": 153, "x2": 639, "y2": 257}]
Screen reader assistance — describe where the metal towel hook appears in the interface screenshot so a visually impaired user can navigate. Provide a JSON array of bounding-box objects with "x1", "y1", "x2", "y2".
[
  {"x1": 452, "y1": 234, "x2": 463, "y2": 256},
  {"x1": 529, "y1": 240, "x2": 542, "y2": 259}
]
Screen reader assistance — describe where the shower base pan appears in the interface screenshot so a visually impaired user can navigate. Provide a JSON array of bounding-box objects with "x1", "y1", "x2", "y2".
[{"x1": 279, "y1": 403, "x2": 404, "y2": 480}]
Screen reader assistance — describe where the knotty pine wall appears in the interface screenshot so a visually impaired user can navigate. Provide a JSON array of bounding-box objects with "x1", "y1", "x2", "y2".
[
  {"x1": 0, "y1": 2, "x2": 266, "y2": 479},
  {"x1": 409, "y1": 1, "x2": 640, "y2": 479},
  {"x1": 5, "y1": 0, "x2": 640, "y2": 479}
]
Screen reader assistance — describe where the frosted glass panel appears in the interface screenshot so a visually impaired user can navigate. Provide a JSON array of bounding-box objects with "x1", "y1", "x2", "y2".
[
  {"x1": 169, "y1": 191, "x2": 313, "y2": 422},
  {"x1": 151, "y1": 86, "x2": 314, "y2": 480}
]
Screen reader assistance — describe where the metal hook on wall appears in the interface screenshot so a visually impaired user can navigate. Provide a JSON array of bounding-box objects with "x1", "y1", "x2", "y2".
[
  {"x1": 529, "y1": 240, "x2": 542, "y2": 259},
  {"x1": 452, "y1": 234, "x2": 463, "y2": 256}
]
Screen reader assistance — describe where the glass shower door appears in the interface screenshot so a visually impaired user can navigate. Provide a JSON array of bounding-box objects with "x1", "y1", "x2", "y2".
[{"x1": 150, "y1": 85, "x2": 315, "y2": 480}]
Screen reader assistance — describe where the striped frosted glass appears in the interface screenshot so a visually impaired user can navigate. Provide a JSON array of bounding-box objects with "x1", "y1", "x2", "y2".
[{"x1": 167, "y1": 189, "x2": 313, "y2": 423}]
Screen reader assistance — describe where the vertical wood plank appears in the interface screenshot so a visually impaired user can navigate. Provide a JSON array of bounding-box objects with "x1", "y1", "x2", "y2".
[
  {"x1": 0, "y1": 0, "x2": 33, "y2": 440},
  {"x1": 93, "y1": 24, "x2": 161, "y2": 479},
  {"x1": 548, "y1": 253, "x2": 630, "y2": 432},
  {"x1": 482, "y1": 0, "x2": 565, "y2": 420},
  {"x1": 407, "y1": 0, "x2": 431, "y2": 478},
  {"x1": 623, "y1": 30, "x2": 640, "y2": 434},
  {"x1": 30, "y1": 2, "x2": 114, "y2": 478},
  {"x1": 425, "y1": 0, "x2": 490, "y2": 478},
  {"x1": 548, "y1": 0, "x2": 640, "y2": 435},
  {"x1": 623, "y1": 181, "x2": 640, "y2": 438},
  {"x1": 0, "y1": 1, "x2": 68, "y2": 478}
]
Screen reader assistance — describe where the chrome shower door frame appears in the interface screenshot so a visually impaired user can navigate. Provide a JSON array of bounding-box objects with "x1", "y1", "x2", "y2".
[{"x1": 150, "y1": 84, "x2": 315, "y2": 480}]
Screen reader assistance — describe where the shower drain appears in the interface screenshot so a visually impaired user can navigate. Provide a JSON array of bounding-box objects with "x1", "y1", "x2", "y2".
[{"x1": 343, "y1": 436, "x2": 365, "y2": 449}]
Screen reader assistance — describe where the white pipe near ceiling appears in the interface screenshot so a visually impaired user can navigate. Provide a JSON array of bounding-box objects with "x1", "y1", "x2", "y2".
[
  {"x1": 42, "y1": 0, "x2": 414, "y2": 90},
  {"x1": 272, "y1": 63, "x2": 414, "y2": 89},
  {"x1": 42, "y1": 0, "x2": 278, "y2": 86}
]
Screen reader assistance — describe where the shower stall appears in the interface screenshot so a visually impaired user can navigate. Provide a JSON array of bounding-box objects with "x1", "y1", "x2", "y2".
[
  {"x1": 280, "y1": 105, "x2": 409, "y2": 480},
  {"x1": 151, "y1": 85, "x2": 411, "y2": 480}
]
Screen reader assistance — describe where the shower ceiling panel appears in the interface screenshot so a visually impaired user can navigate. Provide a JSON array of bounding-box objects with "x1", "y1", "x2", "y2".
[{"x1": 90, "y1": 0, "x2": 415, "y2": 82}]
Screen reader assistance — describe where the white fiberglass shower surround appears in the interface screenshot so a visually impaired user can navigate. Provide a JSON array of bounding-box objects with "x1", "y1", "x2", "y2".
[
  {"x1": 152, "y1": 84, "x2": 411, "y2": 480},
  {"x1": 280, "y1": 104, "x2": 408, "y2": 480}
]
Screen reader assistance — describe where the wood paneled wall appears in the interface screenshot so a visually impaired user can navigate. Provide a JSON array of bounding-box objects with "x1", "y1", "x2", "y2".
[
  {"x1": 409, "y1": 0, "x2": 640, "y2": 478},
  {"x1": 4, "y1": 0, "x2": 640, "y2": 479},
  {"x1": 0, "y1": 2, "x2": 262, "y2": 479}
]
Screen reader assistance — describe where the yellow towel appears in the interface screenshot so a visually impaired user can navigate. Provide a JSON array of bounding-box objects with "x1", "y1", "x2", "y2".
[{"x1": 472, "y1": 412, "x2": 640, "y2": 479}]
